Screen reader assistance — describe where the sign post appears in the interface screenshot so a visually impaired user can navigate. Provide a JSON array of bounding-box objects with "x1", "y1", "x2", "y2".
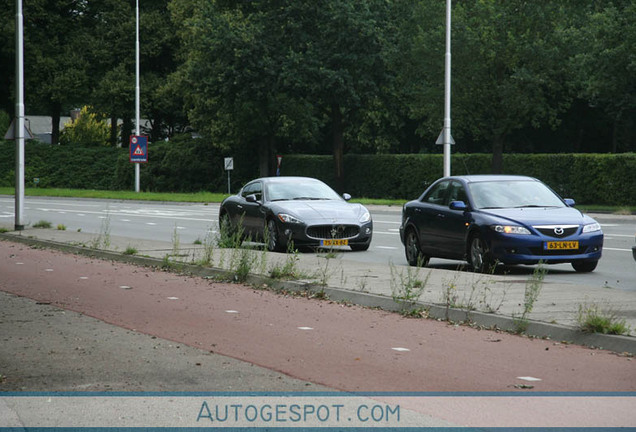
[
  {"x1": 224, "y1": 157, "x2": 234, "y2": 194},
  {"x1": 276, "y1": 155, "x2": 282, "y2": 176}
]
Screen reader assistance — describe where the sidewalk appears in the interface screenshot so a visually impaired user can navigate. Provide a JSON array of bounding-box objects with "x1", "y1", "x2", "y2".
[{"x1": 1, "y1": 225, "x2": 635, "y2": 354}]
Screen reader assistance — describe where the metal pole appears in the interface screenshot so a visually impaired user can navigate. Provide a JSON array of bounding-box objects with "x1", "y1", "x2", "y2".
[
  {"x1": 134, "y1": 0, "x2": 141, "y2": 192},
  {"x1": 442, "y1": 0, "x2": 452, "y2": 177},
  {"x1": 14, "y1": 0, "x2": 25, "y2": 230}
]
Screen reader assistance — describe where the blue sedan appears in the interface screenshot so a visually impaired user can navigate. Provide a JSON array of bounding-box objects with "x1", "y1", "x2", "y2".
[{"x1": 399, "y1": 175, "x2": 603, "y2": 273}]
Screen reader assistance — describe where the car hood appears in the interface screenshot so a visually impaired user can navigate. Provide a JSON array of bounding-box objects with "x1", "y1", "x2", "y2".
[
  {"x1": 270, "y1": 200, "x2": 369, "y2": 224},
  {"x1": 478, "y1": 207, "x2": 598, "y2": 227}
]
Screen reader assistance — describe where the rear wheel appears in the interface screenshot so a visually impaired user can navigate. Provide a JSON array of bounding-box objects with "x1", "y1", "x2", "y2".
[
  {"x1": 404, "y1": 228, "x2": 429, "y2": 267},
  {"x1": 571, "y1": 260, "x2": 598, "y2": 273},
  {"x1": 469, "y1": 234, "x2": 495, "y2": 273}
]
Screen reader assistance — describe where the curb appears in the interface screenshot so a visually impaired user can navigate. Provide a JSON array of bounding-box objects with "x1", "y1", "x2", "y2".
[{"x1": 1, "y1": 232, "x2": 634, "y2": 355}]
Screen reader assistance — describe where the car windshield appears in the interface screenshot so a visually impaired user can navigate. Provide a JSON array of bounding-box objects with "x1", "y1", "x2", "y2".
[
  {"x1": 468, "y1": 180, "x2": 565, "y2": 209},
  {"x1": 266, "y1": 180, "x2": 342, "y2": 202}
]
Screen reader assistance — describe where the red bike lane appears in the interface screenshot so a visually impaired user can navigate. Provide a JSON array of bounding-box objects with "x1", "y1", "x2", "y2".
[{"x1": 1, "y1": 239, "x2": 634, "y2": 393}]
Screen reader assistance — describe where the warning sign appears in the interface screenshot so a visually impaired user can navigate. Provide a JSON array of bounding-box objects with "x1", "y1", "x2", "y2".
[{"x1": 129, "y1": 135, "x2": 148, "y2": 163}]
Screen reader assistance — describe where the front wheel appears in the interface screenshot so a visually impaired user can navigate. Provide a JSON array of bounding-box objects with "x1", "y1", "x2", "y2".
[
  {"x1": 469, "y1": 234, "x2": 495, "y2": 273},
  {"x1": 571, "y1": 260, "x2": 598, "y2": 273},
  {"x1": 404, "y1": 229, "x2": 429, "y2": 267},
  {"x1": 266, "y1": 219, "x2": 284, "y2": 252}
]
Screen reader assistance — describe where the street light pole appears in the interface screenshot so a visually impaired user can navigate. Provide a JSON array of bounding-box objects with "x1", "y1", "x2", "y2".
[
  {"x1": 436, "y1": 0, "x2": 454, "y2": 177},
  {"x1": 14, "y1": 0, "x2": 25, "y2": 230},
  {"x1": 134, "y1": 0, "x2": 141, "y2": 193}
]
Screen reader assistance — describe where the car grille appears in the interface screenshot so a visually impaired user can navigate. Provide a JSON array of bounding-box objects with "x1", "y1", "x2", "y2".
[
  {"x1": 533, "y1": 225, "x2": 579, "y2": 238},
  {"x1": 307, "y1": 225, "x2": 360, "y2": 240}
]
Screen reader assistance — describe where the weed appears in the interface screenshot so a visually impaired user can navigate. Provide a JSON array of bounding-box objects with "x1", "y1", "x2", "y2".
[
  {"x1": 90, "y1": 213, "x2": 111, "y2": 249},
  {"x1": 232, "y1": 247, "x2": 256, "y2": 283},
  {"x1": 389, "y1": 260, "x2": 431, "y2": 315},
  {"x1": 513, "y1": 262, "x2": 546, "y2": 333},
  {"x1": 0, "y1": 227, "x2": 8, "y2": 233},
  {"x1": 196, "y1": 227, "x2": 216, "y2": 266},
  {"x1": 193, "y1": 238, "x2": 202, "y2": 245},
  {"x1": 577, "y1": 302, "x2": 630, "y2": 335},
  {"x1": 33, "y1": 220, "x2": 52, "y2": 229},
  {"x1": 56, "y1": 224, "x2": 66, "y2": 231},
  {"x1": 269, "y1": 241, "x2": 301, "y2": 279},
  {"x1": 171, "y1": 224, "x2": 181, "y2": 257},
  {"x1": 123, "y1": 246, "x2": 138, "y2": 255},
  {"x1": 217, "y1": 214, "x2": 244, "y2": 249}
]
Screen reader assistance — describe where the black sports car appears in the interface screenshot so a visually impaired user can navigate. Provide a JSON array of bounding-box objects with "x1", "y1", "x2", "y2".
[{"x1": 219, "y1": 177, "x2": 373, "y2": 252}]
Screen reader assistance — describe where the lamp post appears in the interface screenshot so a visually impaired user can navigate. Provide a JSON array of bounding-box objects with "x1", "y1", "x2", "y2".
[
  {"x1": 14, "y1": 0, "x2": 25, "y2": 230},
  {"x1": 436, "y1": 0, "x2": 454, "y2": 177},
  {"x1": 134, "y1": 0, "x2": 141, "y2": 192}
]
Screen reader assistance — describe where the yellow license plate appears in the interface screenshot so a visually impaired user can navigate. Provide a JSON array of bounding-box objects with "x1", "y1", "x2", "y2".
[
  {"x1": 321, "y1": 239, "x2": 348, "y2": 247},
  {"x1": 545, "y1": 241, "x2": 579, "y2": 250}
]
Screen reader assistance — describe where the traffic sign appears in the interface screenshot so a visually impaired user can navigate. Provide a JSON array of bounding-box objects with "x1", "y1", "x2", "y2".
[
  {"x1": 224, "y1": 157, "x2": 234, "y2": 171},
  {"x1": 129, "y1": 135, "x2": 148, "y2": 163}
]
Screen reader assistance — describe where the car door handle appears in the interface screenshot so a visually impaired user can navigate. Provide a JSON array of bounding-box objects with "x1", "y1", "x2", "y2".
[
  {"x1": 436, "y1": 213, "x2": 445, "y2": 218},
  {"x1": 415, "y1": 208, "x2": 422, "y2": 213},
  {"x1": 237, "y1": 205, "x2": 243, "y2": 209}
]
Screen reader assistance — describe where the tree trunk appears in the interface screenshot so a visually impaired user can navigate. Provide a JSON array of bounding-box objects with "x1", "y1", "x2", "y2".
[
  {"x1": 122, "y1": 117, "x2": 133, "y2": 147},
  {"x1": 491, "y1": 134, "x2": 504, "y2": 174},
  {"x1": 110, "y1": 116, "x2": 118, "y2": 147},
  {"x1": 51, "y1": 104, "x2": 61, "y2": 145},
  {"x1": 332, "y1": 103, "x2": 345, "y2": 193},
  {"x1": 258, "y1": 137, "x2": 270, "y2": 177}
]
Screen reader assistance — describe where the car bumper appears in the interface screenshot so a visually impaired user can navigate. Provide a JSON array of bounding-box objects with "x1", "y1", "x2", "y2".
[
  {"x1": 632, "y1": 245, "x2": 636, "y2": 262},
  {"x1": 281, "y1": 221, "x2": 373, "y2": 248},
  {"x1": 487, "y1": 232, "x2": 603, "y2": 265}
]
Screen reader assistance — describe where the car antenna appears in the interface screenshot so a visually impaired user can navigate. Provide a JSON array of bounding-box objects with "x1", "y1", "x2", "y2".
[{"x1": 462, "y1": 158, "x2": 471, "y2": 175}]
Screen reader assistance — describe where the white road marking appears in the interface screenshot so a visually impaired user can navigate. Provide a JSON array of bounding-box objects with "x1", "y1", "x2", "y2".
[
  {"x1": 298, "y1": 327, "x2": 314, "y2": 330},
  {"x1": 392, "y1": 347, "x2": 410, "y2": 352},
  {"x1": 517, "y1": 376, "x2": 542, "y2": 382},
  {"x1": 225, "y1": 310, "x2": 239, "y2": 314},
  {"x1": 375, "y1": 246, "x2": 398, "y2": 250},
  {"x1": 603, "y1": 247, "x2": 632, "y2": 252}
]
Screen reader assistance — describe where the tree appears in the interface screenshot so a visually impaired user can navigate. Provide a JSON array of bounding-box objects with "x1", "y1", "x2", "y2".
[
  {"x1": 573, "y1": 2, "x2": 636, "y2": 153},
  {"x1": 59, "y1": 105, "x2": 109, "y2": 147},
  {"x1": 23, "y1": 0, "x2": 92, "y2": 145},
  {"x1": 405, "y1": 0, "x2": 576, "y2": 172}
]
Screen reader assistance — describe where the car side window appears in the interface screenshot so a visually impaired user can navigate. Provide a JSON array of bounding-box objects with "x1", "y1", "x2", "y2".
[
  {"x1": 447, "y1": 181, "x2": 468, "y2": 204},
  {"x1": 241, "y1": 182, "x2": 262, "y2": 201},
  {"x1": 423, "y1": 181, "x2": 450, "y2": 205}
]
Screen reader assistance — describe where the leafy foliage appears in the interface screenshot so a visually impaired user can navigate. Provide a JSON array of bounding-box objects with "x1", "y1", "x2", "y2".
[{"x1": 59, "y1": 106, "x2": 109, "y2": 147}]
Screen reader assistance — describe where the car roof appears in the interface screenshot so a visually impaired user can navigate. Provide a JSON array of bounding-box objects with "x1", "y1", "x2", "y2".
[
  {"x1": 446, "y1": 174, "x2": 539, "y2": 184},
  {"x1": 250, "y1": 176, "x2": 323, "y2": 184}
]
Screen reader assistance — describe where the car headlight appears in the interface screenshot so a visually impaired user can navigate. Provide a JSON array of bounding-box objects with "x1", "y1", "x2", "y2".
[
  {"x1": 277, "y1": 213, "x2": 303, "y2": 224},
  {"x1": 359, "y1": 211, "x2": 371, "y2": 223},
  {"x1": 582, "y1": 222, "x2": 602, "y2": 233},
  {"x1": 491, "y1": 225, "x2": 531, "y2": 235}
]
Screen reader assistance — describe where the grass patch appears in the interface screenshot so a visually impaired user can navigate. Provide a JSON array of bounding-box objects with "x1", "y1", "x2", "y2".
[
  {"x1": 32, "y1": 220, "x2": 52, "y2": 229},
  {"x1": 577, "y1": 302, "x2": 630, "y2": 335},
  {"x1": 56, "y1": 224, "x2": 66, "y2": 231},
  {"x1": 0, "y1": 187, "x2": 229, "y2": 203},
  {"x1": 123, "y1": 246, "x2": 138, "y2": 255}
]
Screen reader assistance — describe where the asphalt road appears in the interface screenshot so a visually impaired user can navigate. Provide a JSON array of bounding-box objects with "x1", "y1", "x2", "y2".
[{"x1": 1, "y1": 196, "x2": 634, "y2": 290}]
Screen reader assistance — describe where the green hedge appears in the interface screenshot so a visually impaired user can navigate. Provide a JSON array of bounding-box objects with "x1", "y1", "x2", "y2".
[
  {"x1": 1, "y1": 140, "x2": 634, "y2": 205},
  {"x1": 282, "y1": 153, "x2": 636, "y2": 205}
]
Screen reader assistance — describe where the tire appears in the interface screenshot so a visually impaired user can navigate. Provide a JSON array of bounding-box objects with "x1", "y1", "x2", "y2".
[
  {"x1": 571, "y1": 260, "x2": 598, "y2": 273},
  {"x1": 266, "y1": 219, "x2": 284, "y2": 252},
  {"x1": 469, "y1": 234, "x2": 495, "y2": 273},
  {"x1": 404, "y1": 228, "x2": 429, "y2": 267}
]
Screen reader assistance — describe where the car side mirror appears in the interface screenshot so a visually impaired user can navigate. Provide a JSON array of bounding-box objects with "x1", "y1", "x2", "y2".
[
  {"x1": 246, "y1": 194, "x2": 258, "y2": 203},
  {"x1": 342, "y1": 193, "x2": 351, "y2": 201},
  {"x1": 564, "y1": 198, "x2": 576, "y2": 207},
  {"x1": 449, "y1": 200, "x2": 468, "y2": 211}
]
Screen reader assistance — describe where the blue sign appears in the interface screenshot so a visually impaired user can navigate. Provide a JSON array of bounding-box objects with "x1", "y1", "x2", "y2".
[{"x1": 129, "y1": 135, "x2": 148, "y2": 163}]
